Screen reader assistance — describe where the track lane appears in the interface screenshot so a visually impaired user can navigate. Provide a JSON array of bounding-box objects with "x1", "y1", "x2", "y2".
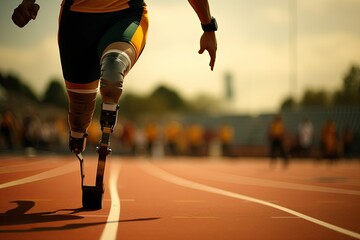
[
  {"x1": 138, "y1": 160, "x2": 360, "y2": 239},
  {"x1": 0, "y1": 156, "x2": 112, "y2": 240},
  {"x1": 159, "y1": 159, "x2": 360, "y2": 232},
  {"x1": 0, "y1": 156, "x2": 359, "y2": 240},
  {"x1": 100, "y1": 160, "x2": 121, "y2": 240}
]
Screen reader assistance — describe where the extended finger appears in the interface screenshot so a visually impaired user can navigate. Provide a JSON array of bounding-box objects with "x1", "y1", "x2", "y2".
[
  {"x1": 209, "y1": 56, "x2": 215, "y2": 71},
  {"x1": 198, "y1": 47, "x2": 205, "y2": 54},
  {"x1": 208, "y1": 49, "x2": 216, "y2": 71}
]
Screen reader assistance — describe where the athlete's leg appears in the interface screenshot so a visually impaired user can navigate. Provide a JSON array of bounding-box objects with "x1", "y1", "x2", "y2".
[
  {"x1": 98, "y1": 42, "x2": 135, "y2": 134},
  {"x1": 97, "y1": 5, "x2": 148, "y2": 109},
  {"x1": 97, "y1": 6, "x2": 148, "y2": 141},
  {"x1": 99, "y1": 42, "x2": 135, "y2": 105},
  {"x1": 66, "y1": 80, "x2": 99, "y2": 153},
  {"x1": 58, "y1": 5, "x2": 104, "y2": 154}
]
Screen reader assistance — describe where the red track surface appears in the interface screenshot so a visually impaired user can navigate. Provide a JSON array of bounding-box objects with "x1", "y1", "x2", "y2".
[{"x1": 0, "y1": 155, "x2": 359, "y2": 240}]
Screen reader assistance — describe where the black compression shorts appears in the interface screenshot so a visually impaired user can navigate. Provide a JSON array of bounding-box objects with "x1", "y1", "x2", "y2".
[{"x1": 58, "y1": 5, "x2": 148, "y2": 84}]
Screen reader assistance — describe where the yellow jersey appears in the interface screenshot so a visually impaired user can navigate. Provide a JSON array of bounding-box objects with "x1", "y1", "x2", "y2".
[{"x1": 61, "y1": 0, "x2": 146, "y2": 13}]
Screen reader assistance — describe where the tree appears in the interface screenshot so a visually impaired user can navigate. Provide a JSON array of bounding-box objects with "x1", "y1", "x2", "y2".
[
  {"x1": 301, "y1": 89, "x2": 329, "y2": 107},
  {"x1": 42, "y1": 79, "x2": 67, "y2": 109},
  {"x1": 147, "y1": 85, "x2": 189, "y2": 113},
  {"x1": 118, "y1": 93, "x2": 147, "y2": 119},
  {"x1": 0, "y1": 72, "x2": 38, "y2": 102},
  {"x1": 333, "y1": 65, "x2": 360, "y2": 106},
  {"x1": 279, "y1": 65, "x2": 360, "y2": 110},
  {"x1": 188, "y1": 94, "x2": 221, "y2": 114},
  {"x1": 280, "y1": 96, "x2": 297, "y2": 110}
]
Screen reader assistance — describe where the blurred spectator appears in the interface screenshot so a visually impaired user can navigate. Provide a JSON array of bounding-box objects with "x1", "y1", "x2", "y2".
[
  {"x1": 204, "y1": 126, "x2": 216, "y2": 156},
  {"x1": 22, "y1": 114, "x2": 41, "y2": 156},
  {"x1": 0, "y1": 110, "x2": 16, "y2": 150},
  {"x1": 297, "y1": 118, "x2": 314, "y2": 157},
  {"x1": 186, "y1": 124, "x2": 204, "y2": 156},
  {"x1": 342, "y1": 126, "x2": 353, "y2": 158},
  {"x1": 87, "y1": 120, "x2": 102, "y2": 150},
  {"x1": 218, "y1": 123, "x2": 234, "y2": 157},
  {"x1": 145, "y1": 121, "x2": 158, "y2": 156},
  {"x1": 121, "y1": 120, "x2": 136, "y2": 154},
  {"x1": 268, "y1": 115, "x2": 288, "y2": 163},
  {"x1": 37, "y1": 121, "x2": 55, "y2": 150},
  {"x1": 54, "y1": 116, "x2": 68, "y2": 147},
  {"x1": 134, "y1": 125, "x2": 146, "y2": 155},
  {"x1": 320, "y1": 119, "x2": 339, "y2": 159},
  {"x1": 176, "y1": 127, "x2": 188, "y2": 156},
  {"x1": 165, "y1": 121, "x2": 183, "y2": 156}
]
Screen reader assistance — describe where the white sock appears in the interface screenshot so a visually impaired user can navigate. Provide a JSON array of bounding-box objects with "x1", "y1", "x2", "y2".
[{"x1": 71, "y1": 131, "x2": 85, "y2": 138}]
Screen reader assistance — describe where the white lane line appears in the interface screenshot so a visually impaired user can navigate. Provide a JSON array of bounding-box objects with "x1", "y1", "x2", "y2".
[
  {"x1": 177, "y1": 167, "x2": 360, "y2": 196},
  {"x1": 139, "y1": 161, "x2": 360, "y2": 240},
  {"x1": 0, "y1": 162, "x2": 77, "y2": 189},
  {"x1": 100, "y1": 160, "x2": 121, "y2": 240}
]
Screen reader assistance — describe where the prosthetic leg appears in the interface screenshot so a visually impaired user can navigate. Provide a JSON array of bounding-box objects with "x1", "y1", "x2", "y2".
[
  {"x1": 75, "y1": 105, "x2": 118, "y2": 209},
  {"x1": 74, "y1": 50, "x2": 130, "y2": 209}
]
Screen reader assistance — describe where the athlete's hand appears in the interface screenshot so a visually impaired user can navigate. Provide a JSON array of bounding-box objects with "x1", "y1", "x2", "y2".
[
  {"x1": 198, "y1": 31, "x2": 217, "y2": 71},
  {"x1": 12, "y1": 0, "x2": 40, "y2": 28}
]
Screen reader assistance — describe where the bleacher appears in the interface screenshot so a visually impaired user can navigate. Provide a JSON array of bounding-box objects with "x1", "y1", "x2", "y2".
[{"x1": 181, "y1": 107, "x2": 360, "y2": 157}]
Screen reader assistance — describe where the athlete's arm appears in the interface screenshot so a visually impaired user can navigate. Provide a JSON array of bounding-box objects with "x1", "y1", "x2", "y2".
[
  {"x1": 12, "y1": 0, "x2": 40, "y2": 28},
  {"x1": 188, "y1": 0, "x2": 217, "y2": 71}
]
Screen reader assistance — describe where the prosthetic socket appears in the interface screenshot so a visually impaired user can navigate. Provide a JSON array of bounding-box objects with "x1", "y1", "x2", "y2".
[
  {"x1": 100, "y1": 50, "x2": 130, "y2": 105},
  {"x1": 99, "y1": 50, "x2": 131, "y2": 131},
  {"x1": 67, "y1": 50, "x2": 130, "y2": 137}
]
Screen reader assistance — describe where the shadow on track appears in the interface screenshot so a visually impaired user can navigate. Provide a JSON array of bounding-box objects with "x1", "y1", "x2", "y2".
[{"x1": 0, "y1": 200, "x2": 160, "y2": 233}]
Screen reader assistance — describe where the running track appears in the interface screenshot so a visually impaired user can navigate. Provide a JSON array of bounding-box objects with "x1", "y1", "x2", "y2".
[{"x1": 0, "y1": 155, "x2": 359, "y2": 240}]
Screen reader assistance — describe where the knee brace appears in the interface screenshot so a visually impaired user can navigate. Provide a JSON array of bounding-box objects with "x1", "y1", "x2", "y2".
[{"x1": 100, "y1": 50, "x2": 131, "y2": 105}]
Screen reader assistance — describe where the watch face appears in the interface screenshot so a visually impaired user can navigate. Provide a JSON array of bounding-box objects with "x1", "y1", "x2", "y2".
[
  {"x1": 202, "y1": 17, "x2": 217, "y2": 31},
  {"x1": 212, "y1": 18, "x2": 218, "y2": 30}
]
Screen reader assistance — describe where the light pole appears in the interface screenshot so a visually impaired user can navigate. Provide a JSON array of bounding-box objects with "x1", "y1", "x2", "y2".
[{"x1": 289, "y1": 0, "x2": 297, "y2": 102}]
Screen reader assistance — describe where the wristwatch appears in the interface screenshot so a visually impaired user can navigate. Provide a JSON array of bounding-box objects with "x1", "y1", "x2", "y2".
[{"x1": 201, "y1": 17, "x2": 218, "y2": 32}]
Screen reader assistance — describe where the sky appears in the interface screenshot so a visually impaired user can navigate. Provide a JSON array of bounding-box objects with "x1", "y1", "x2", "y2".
[{"x1": 0, "y1": 0, "x2": 359, "y2": 114}]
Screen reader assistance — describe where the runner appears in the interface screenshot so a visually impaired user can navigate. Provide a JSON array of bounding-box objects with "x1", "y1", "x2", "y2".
[
  {"x1": 12, "y1": 0, "x2": 218, "y2": 209},
  {"x1": 12, "y1": 0, "x2": 218, "y2": 154}
]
